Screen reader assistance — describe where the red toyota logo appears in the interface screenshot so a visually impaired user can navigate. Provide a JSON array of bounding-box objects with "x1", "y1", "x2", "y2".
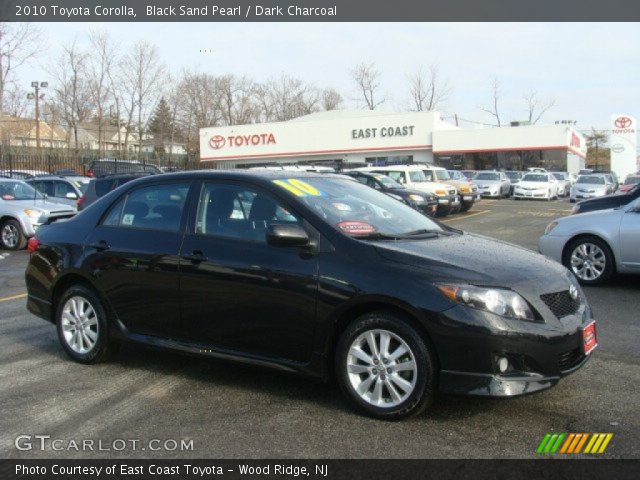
[
  {"x1": 615, "y1": 116, "x2": 632, "y2": 129},
  {"x1": 209, "y1": 135, "x2": 226, "y2": 149}
]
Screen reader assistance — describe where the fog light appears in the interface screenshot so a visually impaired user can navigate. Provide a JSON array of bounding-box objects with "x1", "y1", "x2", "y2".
[{"x1": 498, "y1": 357, "x2": 509, "y2": 373}]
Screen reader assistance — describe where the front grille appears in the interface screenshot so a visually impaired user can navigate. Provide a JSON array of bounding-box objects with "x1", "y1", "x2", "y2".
[
  {"x1": 558, "y1": 348, "x2": 584, "y2": 371},
  {"x1": 540, "y1": 290, "x2": 580, "y2": 318},
  {"x1": 449, "y1": 189, "x2": 456, "y2": 195}
]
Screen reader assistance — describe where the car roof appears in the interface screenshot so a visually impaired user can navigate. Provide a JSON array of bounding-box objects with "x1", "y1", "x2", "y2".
[{"x1": 357, "y1": 165, "x2": 425, "y2": 171}]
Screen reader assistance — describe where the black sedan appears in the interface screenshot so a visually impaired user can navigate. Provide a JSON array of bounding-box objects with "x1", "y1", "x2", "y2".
[
  {"x1": 345, "y1": 171, "x2": 438, "y2": 217},
  {"x1": 25, "y1": 171, "x2": 596, "y2": 419},
  {"x1": 572, "y1": 184, "x2": 639, "y2": 215}
]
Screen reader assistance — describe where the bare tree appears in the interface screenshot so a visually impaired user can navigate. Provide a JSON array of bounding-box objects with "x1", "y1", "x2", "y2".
[
  {"x1": 88, "y1": 30, "x2": 119, "y2": 155},
  {"x1": 480, "y1": 78, "x2": 502, "y2": 126},
  {"x1": 352, "y1": 62, "x2": 384, "y2": 110},
  {"x1": 218, "y1": 74, "x2": 257, "y2": 126},
  {"x1": 257, "y1": 76, "x2": 320, "y2": 121},
  {"x1": 321, "y1": 88, "x2": 342, "y2": 111},
  {"x1": 119, "y1": 40, "x2": 166, "y2": 158},
  {"x1": 523, "y1": 91, "x2": 556, "y2": 124},
  {"x1": 50, "y1": 41, "x2": 92, "y2": 156},
  {"x1": 0, "y1": 23, "x2": 42, "y2": 112},
  {"x1": 2, "y1": 83, "x2": 30, "y2": 117},
  {"x1": 408, "y1": 65, "x2": 451, "y2": 111}
]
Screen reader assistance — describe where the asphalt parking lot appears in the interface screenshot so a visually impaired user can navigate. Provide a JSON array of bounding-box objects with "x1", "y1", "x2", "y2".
[{"x1": 1, "y1": 198, "x2": 638, "y2": 459}]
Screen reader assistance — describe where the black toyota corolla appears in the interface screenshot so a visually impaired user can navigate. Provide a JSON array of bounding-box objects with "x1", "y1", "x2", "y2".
[{"x1": 25, "y1": 171, "x2": 597, "y2": 419}]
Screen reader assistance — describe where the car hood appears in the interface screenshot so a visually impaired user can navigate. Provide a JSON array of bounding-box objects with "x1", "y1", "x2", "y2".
[
  {"x1": 517, "y1": 181, "x2": 550, "y2": 189},
  {"x1": 474, "y1": 179, "x2": 501, "y2": 187},
  {"x1": 373, "y1": 232, "x2": 572, "y2": 292},
  {"x1": 574, "y1": 184, "x2": 607, "y2": 191},
  {"x1": 4, "y1": 198, "x2": 76, "y2": 214}
]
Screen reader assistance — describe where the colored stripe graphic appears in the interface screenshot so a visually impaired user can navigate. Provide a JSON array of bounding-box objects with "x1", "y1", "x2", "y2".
[{"x1": 537, "y1": 433, "x2": 613, "y2": 454}]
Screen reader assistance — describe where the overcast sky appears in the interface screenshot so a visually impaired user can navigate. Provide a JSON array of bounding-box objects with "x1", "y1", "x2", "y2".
[{"x1": 18, "y1": 22, "x2": 640, "y2": 132}]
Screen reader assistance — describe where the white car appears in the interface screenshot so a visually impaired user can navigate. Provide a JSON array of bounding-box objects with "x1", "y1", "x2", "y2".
[
  {"x1": 351, "y1": 165, "x2": 460, "y2": 216},
  {"x1": 551, "y1": 172, "x2": 571, "y2": 197},
  {"x1": 569, "y1": 175, "x2": 610, "y2": 203},
  {"x1": 513, "y1": 172, "x2": 559, "y2": 201},
  {"x1": 473, "y1": 171, "x2": 511, "y2": 198}
]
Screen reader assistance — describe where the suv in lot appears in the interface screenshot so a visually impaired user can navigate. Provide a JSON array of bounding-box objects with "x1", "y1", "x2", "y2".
[
  {"x1": 27, "y1": 176, "x2": 90, "y2": 209},
  {"x1": 26, "y1": 171, "x2": 595, "y2": 419},
  {"x1": 86, "y1": 159, "x2": 162, "y2": 177},
  {"x1": 0, "y1": 179, "x2": 75, "y2": 250},
  {"x1": 77, "y1": 173, "x2": 152, "y2": 211},
  {"x1": 419, "y1": 165, "x2": 477, "y2": 212},
  {"x1": 353, "y1": 165, "x2": 459, "y2": 216}
]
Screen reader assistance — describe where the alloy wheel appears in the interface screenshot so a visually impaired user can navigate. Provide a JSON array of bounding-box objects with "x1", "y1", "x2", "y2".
[
  {"x1": 346, "y1": 329, "x2": 417, "y2": 408},
  {"x1": 570, "y1": 243, "x2": 606, "y2": 281},
  {"x1": 60, "y1": 296, "x2": 99, "y2": 354},
  {"x1": 1, "y1": 224, "x2": 19, "y2": 248}
]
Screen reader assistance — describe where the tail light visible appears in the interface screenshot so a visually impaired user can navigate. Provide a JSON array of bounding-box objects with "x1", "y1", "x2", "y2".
[
  {"x1": 86, "y1": 170, "x2": 94, "y2": 177},
  {"x1": 27, "y1": 237, "x2": 40, "y2": 255},
  {"x1": 77, "y1": 195, "x2": 86, "y2": 209}
]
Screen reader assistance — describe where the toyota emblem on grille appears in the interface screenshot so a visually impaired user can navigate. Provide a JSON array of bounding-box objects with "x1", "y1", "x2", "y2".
[{"x1": 569, "y1": 285, "x2": 579, "y2": 300}]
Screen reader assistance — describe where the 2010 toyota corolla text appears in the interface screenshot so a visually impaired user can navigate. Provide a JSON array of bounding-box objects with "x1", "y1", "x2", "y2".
[{"x1": 25, "y1": 171, "x2": 597, "y2": 419}]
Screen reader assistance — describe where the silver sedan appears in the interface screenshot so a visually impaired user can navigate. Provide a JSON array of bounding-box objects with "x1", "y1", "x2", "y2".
[{"x1": 539, "y1": 196, "x2": 640, "y2": 284}]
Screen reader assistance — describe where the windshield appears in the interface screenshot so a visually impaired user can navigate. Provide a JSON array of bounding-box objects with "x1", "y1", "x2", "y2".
[
  {"x1": 552, "y1": 173, "x2": 565, "y2": 180},
  {"x1": 375, "y1": 175, "x2": 403, "y2": 188},
  {"x1": 447, "y1": 171, "x2": 464, "y2": 181},
  {"x1": 577, "y1": 175, "x2": 605, "y2": 185},
  {"x1": 433, "y1": 170, "x2": 451, "y2": 181},
  {"x1": 505, "y1": 172, "x2": 521, "y2": 180},
  {"x1": 521, "y1": 174, "x2": 548, "y2": 182},
  {"x1": 475, "y1": 172, "x2": 499, "y2": 181},
  {"x1": 624, "y1": 176, "x2": 640, "y2": 185},
  {"x1": 273, "y1": 177, "x2": 444, "y2": 237},
  {"x1": 0, "y1": 180, "x2": 45, "y2": 201}
]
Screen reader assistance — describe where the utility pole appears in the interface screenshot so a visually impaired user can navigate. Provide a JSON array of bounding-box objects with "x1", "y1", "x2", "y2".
[{"x1": 27, "y1": 81, "x2": 48, "y2": 152}]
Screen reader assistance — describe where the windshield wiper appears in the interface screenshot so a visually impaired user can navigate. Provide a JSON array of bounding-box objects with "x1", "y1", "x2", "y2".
[{"x1": 357, "y1": 229, "x2": 442, "y2": 241}]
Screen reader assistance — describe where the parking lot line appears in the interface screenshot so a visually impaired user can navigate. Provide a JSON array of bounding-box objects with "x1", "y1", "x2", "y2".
[
  {"x1": 442, "y1": 210, "x2": 489, "y2": 222},
  {"x1": 0, "y1": 293, "x2": 27, "y2": 303}
]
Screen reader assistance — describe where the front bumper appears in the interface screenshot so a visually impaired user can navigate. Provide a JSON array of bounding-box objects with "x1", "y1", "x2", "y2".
[
  {"x1": 431, "y1": 302, "x2": 595, "y2": 397},
  {"x1": 514, "y1": 189, "x2": 549, "y2": 199},
  {"x1": 435, "y1": 194, "x2": 460, "y2": 214}
]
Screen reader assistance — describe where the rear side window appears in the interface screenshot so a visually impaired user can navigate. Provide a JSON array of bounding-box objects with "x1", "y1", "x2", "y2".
[
  {"x1": 54, "y1": 181, "x2": 76, "y2": 197},
  {"x1": 102, "y1": 183, "x2": 190, "y2": 232},
  {"x1": 95, "y1": 179, "x2": 116, "y2": 197}
]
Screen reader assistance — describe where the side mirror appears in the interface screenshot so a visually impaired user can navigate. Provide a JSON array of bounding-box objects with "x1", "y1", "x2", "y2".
[
  {"x1": 65, "y1": 192, "x2": 78, "y2": 200},
  {"x1": 266, "y1": 224, "x2": 310, "y2": 247}
]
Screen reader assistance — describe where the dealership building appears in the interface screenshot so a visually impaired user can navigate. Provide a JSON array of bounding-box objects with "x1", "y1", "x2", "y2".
[{"x1": 199, "y1": 110, "x2": 588, "y2": 173}]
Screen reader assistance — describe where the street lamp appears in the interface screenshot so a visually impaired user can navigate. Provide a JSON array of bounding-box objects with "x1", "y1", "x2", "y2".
[{"x1": 27, "y1": 81, "x2": 47, "y2": 151}]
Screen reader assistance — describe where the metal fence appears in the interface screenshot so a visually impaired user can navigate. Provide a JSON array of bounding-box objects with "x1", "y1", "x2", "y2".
[{"x1": 0, "y1": 146, "x2": 205, "y2": 176}]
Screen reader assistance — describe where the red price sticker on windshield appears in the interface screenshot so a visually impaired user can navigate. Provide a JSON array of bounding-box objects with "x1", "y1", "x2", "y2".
[{"x1": 337, "y1": 221, "x2": 376, "y2": 236}]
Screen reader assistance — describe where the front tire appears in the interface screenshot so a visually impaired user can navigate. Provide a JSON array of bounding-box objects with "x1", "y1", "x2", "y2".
[
  {"x1": 0, "y1": 219, "x2": 27, "y2": 250},
  {"x1": 563, "y1": 236, "x2": 615, "y2": 285},
  {"x1": 335, "y1": 311, "x2": 436, "y2": 420},
  {"x1": 55, "y1": 285, "x2": 117, "y2": 364}
]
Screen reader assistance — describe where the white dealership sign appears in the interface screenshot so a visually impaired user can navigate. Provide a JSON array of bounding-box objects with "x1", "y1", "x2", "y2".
[
  {"x1": 610, "y1": 114, "x2": 637, "y2": 180},
  {"x1": 199, "y1": 111, "x2": 438, "y2": 162}
]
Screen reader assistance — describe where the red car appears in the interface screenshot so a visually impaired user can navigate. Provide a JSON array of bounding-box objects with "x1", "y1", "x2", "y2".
[{"x1": 617, "y1": 175, "x2": 640, "y2": 193}]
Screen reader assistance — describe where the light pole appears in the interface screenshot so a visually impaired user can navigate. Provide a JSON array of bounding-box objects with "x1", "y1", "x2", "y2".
[{"x1": 27, "y1": 81, "x2": 48, "y2": 151}]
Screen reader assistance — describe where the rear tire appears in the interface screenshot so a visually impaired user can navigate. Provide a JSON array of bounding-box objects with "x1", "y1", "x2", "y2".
[
  {"x1": 55, "y1": 285, "x2": 118, "y2": 364},
  {"x1": 0, "y1": 219, "x2": 27, "y2": 250},
  {"x1": 335, "y1": 311, "x2": 436, "y2": 420}
]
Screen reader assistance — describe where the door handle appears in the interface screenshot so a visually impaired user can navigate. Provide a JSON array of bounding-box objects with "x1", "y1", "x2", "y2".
[
  {"x1": 88, "y1": 240, "x2": 110, "y2": 251},
  {"x1": 183, "y1": 251, "x2": 208, "y2": 263}
]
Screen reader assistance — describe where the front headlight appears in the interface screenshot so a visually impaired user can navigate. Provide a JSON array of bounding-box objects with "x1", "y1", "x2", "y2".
[
  {"x1": 408, "y1": 194, "x2": 425, "y2": 202},
  {"x1": 434, "y1": 189, "x2": 447, "y2": 196},
  {"x1": 437, "y1": 284, "x2": 536, "y2": 321},
  {"x1": 544, "y1": 221, "x2": 558, "y2": 234},
  {"x1": 459, "y1": 186, "x2": 470, "y2": 193},
  {"x1": 23, "y1": 209, "x2": 43, "y2": 219}
]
